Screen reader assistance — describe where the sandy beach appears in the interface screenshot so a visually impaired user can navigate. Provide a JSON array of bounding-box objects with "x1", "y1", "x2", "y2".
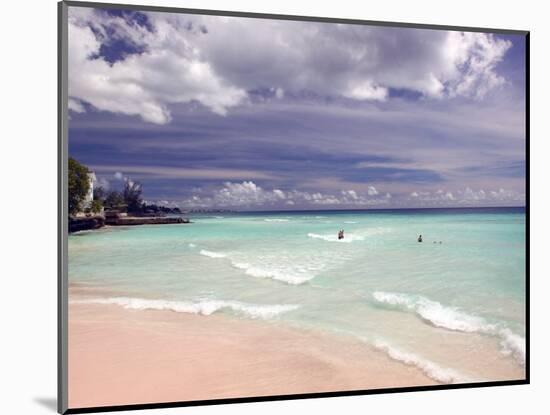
[{"x1": 68, "y1": 296, "x2": 437, "y2": 409}]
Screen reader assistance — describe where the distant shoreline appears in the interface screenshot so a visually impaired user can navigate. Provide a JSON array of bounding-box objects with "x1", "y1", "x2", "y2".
[{"x1": 193, "y1": 206, "x2": 526, "y2": 214}]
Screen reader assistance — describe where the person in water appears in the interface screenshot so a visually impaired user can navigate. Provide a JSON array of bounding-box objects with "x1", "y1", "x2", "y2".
[
  {"x1": 418, "y1": 234, "x2": 423, "y2": 243},
  {"x1": 338, "y1": 229, "x2": 345, "y2": 240}
]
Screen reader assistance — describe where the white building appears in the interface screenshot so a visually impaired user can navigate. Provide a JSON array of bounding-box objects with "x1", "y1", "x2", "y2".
[{"x1": 83, "y1": 171, "x2": 96, "y2": 208}]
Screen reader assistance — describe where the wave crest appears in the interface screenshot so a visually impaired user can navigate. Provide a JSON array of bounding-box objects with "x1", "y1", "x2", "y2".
[
  {"x1": 307, "y1": 233, "x2": 364, "y2": 243},
  {"x1": 373, "y1": 339, "x2": 469, "y2": 384},
  {"x1": 372, "y1": 291, "x2": 525, "y2": 365},
  {"x1": 231, "y1": 261, "x2": 314, "y2": 285},
  {"x1": 72, "y1": 297, "x2": 299, "y2": 319},
  {"x1": 372, "y1": 291, "x2": 488, "y2": 332},
  {"x1": 199, "y1": 249, "x2": 227, "y2": 259}
]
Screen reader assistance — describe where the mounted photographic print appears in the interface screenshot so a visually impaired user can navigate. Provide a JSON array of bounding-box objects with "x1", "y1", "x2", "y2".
[{"x1": 58, "y1": 1, "x2": 529, "y2": 413}]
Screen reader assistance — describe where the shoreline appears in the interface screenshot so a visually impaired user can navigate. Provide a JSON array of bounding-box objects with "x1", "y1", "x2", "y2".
[
  {"x1": 69, "y1": 215, "x2": 190, "y2": 233},
  {"x1": 68, "y1": 295, "x2": 437, "y2": 409}
]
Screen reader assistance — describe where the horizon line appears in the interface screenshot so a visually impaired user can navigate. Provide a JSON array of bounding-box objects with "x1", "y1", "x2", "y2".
[{"x1": 184, "y1": 205, "x2": 526, "y2": 213}]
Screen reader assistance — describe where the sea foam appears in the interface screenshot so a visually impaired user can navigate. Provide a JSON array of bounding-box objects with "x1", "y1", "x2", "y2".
[
  {"x1": 198, "y1": 249, "x2": 317, "y2": 285},
  {"x1": 72, "y1": 297, "x2": 299, "y2": 319},
  {"x1": 307, "y1": 233, "x2": 365, "y2": 243},
  {"x1": 264, "y1": 218, "x2": 289, "y2": 222},
  {"x1": 230, "y1": 261, "x2": 314, "y2": 285},
  {"x1": 372, "y1": 291, "x2": 526, "y2": 365},
  {"x1": 372, "y1": 291, "x2": 489, "y2": 333},
  {"x1": 199, "y1": 249, "x2": 227, "y2": 259},
  {"x1": 372, "y1": 339, "x2": 470, "y2": 384}
]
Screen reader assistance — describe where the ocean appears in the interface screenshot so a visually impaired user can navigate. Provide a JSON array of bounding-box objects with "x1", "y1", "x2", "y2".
[{"x1": 69, "y1": 207, "x2": 526, "y2": 384}]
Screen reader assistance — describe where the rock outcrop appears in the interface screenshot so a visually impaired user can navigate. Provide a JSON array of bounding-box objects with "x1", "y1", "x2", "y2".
[{"x1": 69, "y1": 216, "x2": 105, "y2": 233}]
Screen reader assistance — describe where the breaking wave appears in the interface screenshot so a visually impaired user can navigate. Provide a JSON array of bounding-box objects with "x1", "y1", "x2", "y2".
[
  {"x1": 199, "y1": 249, "x2": 227, "y2": 259},
  {"x1": 198, "y1": 249, "x2": 318, "y2": 285},
  {"x1": 72, "y1": 297, "x2": 299, "y2": 320},
  {"x1": 372, "y1": 291, "x2": 525, "y2": 365},
  {"x1": 372, "y1": 339, "x2": 470, "y2": 384},
  {"x1": 264, "y1": 218, "x2": 289, "y2": 222},
  {"x1": 307, "y1": 233, "x2": 365, "y2": 243},
  {"x1": 230, "y1": 261, "x2": 315, "y2": 285}
]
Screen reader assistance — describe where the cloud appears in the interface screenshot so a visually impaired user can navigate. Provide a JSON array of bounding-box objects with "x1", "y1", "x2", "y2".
[
  {"x1": 93, "y1": 176, "x2": 110, "y2": 190},
  {"x1": 68, "y1": 8, "x2": 246, "y2": 124},
  {"x1": 342, "y1": 190, "x2": 358, "y2": 200},
  {"x1": 406, "y1": 187, "x2": 523, "y2": 206},
  {"x1": 274, "y1": 87, "x2": 285, "y2": 99},
  {"x1": 68, "y1": 7, "x2": 513, "y2": 124},
  {"x1": 444, "y1": 32, "x2": 511, "y2": 99},
  {"x1": 273, "y1": 189, "x2": 286, "y2": 199},
  {"x1": 367, "y1": 186, "x2": 379, "y2": 196},
  {"x1": 175, "y1": 181, "x2": 391, "y2": 209},
  {"x1": 68, "y1": 98, "x2": 85, "y2": 113}
]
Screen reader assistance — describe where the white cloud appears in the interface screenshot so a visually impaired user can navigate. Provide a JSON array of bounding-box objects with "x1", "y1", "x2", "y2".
[
  {"x1": 367, "y1": 186, "x2": 379, "y2": 196},
  {"x1": 343, "y1": 81, "x2": 388, "y2": 101},
  {"x1": 68, "y1": 9, "x2": 246, "y2": 124},
  {"x1": 342, "y1": 190, "x2": 358, "y2": 200},
  {"x1": 68, "y1": 8, "x2": 512, "y2": 124},
  {"x1": 274, "y1": 87, "x2": 285, "y2": 99},
  {"x1": 151, "y1": 182, "x2": 524, "y2": 209},
  {"x1": 93, "y1": 176, "x2": 110, "y2": 190},
  {"x1": 443, "y1": 32, "x2": 511, "y2": 99},
  {"x1": 177, "y1": 181, "x2": 391, "y2": 208},
  {"x1": 406, "y1": 187, "x2": 523, "y2": 206},
  {"x1": 273, "y1": 189, "x2": 286, "y2": 199},
  {"x1": 68, "y1": 98, "x2": 85, "y2": 113}
]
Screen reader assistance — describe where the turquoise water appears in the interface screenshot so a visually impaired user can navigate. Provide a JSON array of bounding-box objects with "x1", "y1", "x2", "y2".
[{"x1": 69, "y1": 207, "x2": 526, "y2": 383}]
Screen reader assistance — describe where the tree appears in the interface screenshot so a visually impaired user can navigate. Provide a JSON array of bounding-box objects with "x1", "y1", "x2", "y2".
[
  {"x1": 104, "y1": 190, "x2": 125, "y2": 209},
  {"x1": 68, "y1": 157, "x2": 90, "y2": 215},
  {"x1": 93, "y1": 186, "x2": 107, "y2": 202},
  {"x1": 90, "y1": 199, "x2": 103, "y2": 214},
  {"x1": 124, "y1": 180, "x2": 143, "y2": 213}
]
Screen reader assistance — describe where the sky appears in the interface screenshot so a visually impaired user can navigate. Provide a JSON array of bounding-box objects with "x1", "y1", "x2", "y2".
[{"x1": 67, "y1": 6, "x2": 526, "y2": 210}]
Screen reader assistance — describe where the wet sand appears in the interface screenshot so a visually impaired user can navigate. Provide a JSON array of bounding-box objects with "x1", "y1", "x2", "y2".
[{"x1": 68, "y1": 300, "x2": 436, "y2": 409}]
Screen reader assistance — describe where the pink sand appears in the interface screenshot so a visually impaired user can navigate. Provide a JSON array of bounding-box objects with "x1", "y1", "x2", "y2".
[{"x1": 68, "y1": 301, "x2": 436, "y2": 409}]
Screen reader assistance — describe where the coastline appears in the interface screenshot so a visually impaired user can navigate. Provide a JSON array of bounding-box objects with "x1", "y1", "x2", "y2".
[
  {"x1": 69, "y1": 214, "x2": 189, "y2": 233},
  {"x1": 68, "y1": 294, "x2": 437, "y2": 409}
]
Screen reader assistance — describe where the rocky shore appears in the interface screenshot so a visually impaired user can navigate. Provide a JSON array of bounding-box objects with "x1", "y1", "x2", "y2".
[
  {"x1": 105, "y1": 216, "x2": 189, "y2": 226},
  {"x1": 69, "y1": 214, "x2": 189, "y2": 233}
]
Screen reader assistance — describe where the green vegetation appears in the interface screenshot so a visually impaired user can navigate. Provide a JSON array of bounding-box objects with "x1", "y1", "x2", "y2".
[
  {"x1": 123, "y1": 180, "x2": 143, "y2": 213},
  {"x1": 68, "y1": 159, "x2": 171, "y2": 216},
  {"x1": 142, "y1": 203, "x2": 182, "y2": 215},
  {"x1": 93, "y1": 186, "x2": 107, "y2": 202},
  {"x1": 68, "y1": 157, "x2": 90, "y2": 215},
  {"x1": 102, "y1": 190, "x2": 124, "y2": 209},
  {"x1": 90, "y1": 199, "x2": 103, "y2": 214}
]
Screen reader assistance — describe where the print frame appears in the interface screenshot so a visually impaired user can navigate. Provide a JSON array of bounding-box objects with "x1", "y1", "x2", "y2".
[{"x1": 58, "y1": 1, "x2": 530, "y2": 413}]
